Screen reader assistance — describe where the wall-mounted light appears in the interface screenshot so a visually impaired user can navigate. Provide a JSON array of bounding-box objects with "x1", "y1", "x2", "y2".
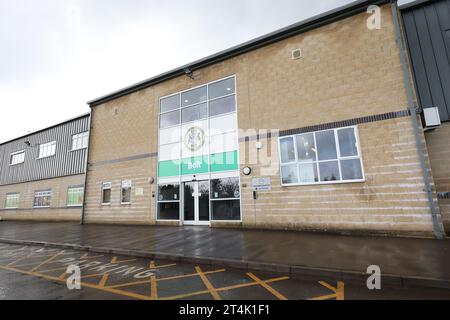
[
  {"x1": 242, "y1": 167, "x2": 252, "y2": 176},
  {"x1": 148, "y1": 177, "x2": 155, "y2": 184}
]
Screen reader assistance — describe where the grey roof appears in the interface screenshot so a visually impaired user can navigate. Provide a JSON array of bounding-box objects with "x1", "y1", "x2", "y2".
[
  {"x1": 0, "y1": 113, "x2": 90, "y2": 146},
  {"x1": 88, "y1": 0, "x2": 393, "y2": 107}
]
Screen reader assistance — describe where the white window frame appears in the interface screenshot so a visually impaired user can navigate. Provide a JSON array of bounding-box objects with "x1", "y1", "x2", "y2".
[
  {"x1": 33, "y1": 190, "x2": 52, "y2": 208},
  {"x1": 121, "y1": 180, "x2": 132, "y2": 205},
  {"x1": 4, "y1": 193, "x2": 20, "y2": 209},
  {"x1": 71, "y1": 132, "x2": 89, "y2": 151},
  {"x1": 38, "y1": 141, "x2": 57, "y2": 159},
  {"x1": 101, "y1": 182, "x2": 112, "y2": 205},
  {"x1": 278, "y1": 126, "x2": 365, "y2": 187},
  {"x1": 9, "y1": 150, "x2": 25, "y2": 166},
  {"x1": 67, "y1": 186, "x2": 84, "y2": 207}
]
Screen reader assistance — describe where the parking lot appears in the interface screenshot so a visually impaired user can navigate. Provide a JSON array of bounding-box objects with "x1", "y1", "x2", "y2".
[{"x1": 0, "y1": 243, "x2": 450, "y2": 300}]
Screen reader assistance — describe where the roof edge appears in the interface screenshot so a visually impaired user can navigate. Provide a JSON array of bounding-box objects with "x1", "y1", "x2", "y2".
[
  {"x1": 0, "y1": 112, "x2": 90, "y2": 146},
  {"x1": 399, "y1": 0, "x2": 435, "y2": 11},
  {"x1": 88, "y1": 0, "x2": 393, "y2": 107}
]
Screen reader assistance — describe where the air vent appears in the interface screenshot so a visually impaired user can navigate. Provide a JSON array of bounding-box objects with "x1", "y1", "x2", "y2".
[
  {"x1": 423, "y1": 107, "x2": 441, "y2": 128},
  {"x1": 291, "y1": 49, "x2": 303, "y2": 60}
]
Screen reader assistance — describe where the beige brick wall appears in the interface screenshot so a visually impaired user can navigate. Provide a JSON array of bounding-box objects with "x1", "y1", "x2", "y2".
[
  {"x1": 0, "y1": 174, "x2": 84, "y2": 221},
  {"x1": 85, "y1": 5, "x2": 440, "y2": 236},
  {"x1": 426, "y1": 122, "x2": 450, "y2": 234},
  {"x1": 83, "y1": 158, "x2": 156, "y2": 224}
]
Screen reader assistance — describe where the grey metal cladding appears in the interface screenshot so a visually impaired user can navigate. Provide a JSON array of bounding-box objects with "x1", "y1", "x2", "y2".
[
  {"x1": 0, "y1": 115, "x2": 89, "y2": 185},
  {"x1": 401, "y1": 0, "x2": 450, "y2": 122}
]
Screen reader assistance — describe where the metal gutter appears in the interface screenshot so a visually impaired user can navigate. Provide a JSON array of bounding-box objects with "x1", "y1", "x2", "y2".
[
  {"x1": 80, "y1": 108, "x2": 93, "y2": 225},
  {"x1": 88, "y1": 0, "x2": 391, "y2": 107},
  {"x1": 390, "y1": 2, "x2": 443, "y2": 239}
]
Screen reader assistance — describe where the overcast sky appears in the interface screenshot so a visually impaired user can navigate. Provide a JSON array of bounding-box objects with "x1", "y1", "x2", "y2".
[{"x1": 0, "y1": 0, "x2": 413, "y2": 143}]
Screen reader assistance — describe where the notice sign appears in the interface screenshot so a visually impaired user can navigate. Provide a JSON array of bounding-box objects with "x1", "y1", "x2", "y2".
[{"x1": 252, "y1": 177, "x2": 272, "y2": 192}]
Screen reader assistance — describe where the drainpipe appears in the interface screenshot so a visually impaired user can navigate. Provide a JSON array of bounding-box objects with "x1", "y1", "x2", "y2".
[
  {"x1": 390, "y1": 2, "x2": 443, "y2": 239},
  {"x1": 80, "y1": 107, "x2": 93, "y2": 225}
]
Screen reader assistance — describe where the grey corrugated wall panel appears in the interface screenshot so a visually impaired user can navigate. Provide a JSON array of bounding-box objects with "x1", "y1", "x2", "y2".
[
  {"x1": 0, "y1": 116, "x2": 89, "y2": 185},
  {"x1": 402, "y1": 0, "x2": 450, "y2": 122}
]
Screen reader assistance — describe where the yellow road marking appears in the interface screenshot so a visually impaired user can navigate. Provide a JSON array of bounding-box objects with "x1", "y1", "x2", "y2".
[
  {"x1": 108, "y1": 269, "x2": 225, "y2": 289},
  {"x1": 111, "y1": 257, "x2": 136, "y2": 264},
  {"x1": 80, "y1": 253, "x2": 104, "y2": 260},
  {"x1": 149, "y1": 261, "x2": 158, "y2": 299},
  {"x1": 0, "y1": 264, "x2": 151, "y2": 300},
  {"x1": 160, "y1": 276, "x2": 289, "y2": 301},
  {"x1": 247, "y1": 272, "x2": 288, "y2": 300},
  {"x1": 195, "y1": 266, "x2": 221, "y2": 300},
  {"x1": 30, "y1": 250, "x2": 64, "y2": 272},
  {"x1": 6, "y1": 253, "x2": 35, "y2": 267},
  {"x1": 310, "y1": 281, "x2": 345, "y2": 300}
]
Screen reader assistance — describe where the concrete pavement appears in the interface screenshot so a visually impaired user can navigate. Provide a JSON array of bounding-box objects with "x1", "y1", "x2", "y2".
[{"x1": 0, "y1": 221, "x2": 449, "y2": 289}]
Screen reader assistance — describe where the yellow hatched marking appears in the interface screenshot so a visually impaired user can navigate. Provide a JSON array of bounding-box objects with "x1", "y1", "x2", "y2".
[
  {"x1": 160, "y1": 275, "x2": 289, "y2": 301},
  {"x1": 108, "y1": 268, "x2": 225, "y2": 289},
  {"x1": 0, "y1": 264, "x2": 152, "y2": 300},
  {"x1": 309, "y1": 281, "x2": 345, "y2": 300},
  {"x1": 195, "y1": 266, "x2": 221, "y2": 300},
  {"x1": 247, "y1": 272, "x2": 288, "y2": 300},
  {"x1": 30, "y1": 251, "x2": 65, "y2": 272}
]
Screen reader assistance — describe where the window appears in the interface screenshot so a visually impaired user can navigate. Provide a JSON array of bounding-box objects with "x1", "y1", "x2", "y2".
[
  {"x1": 102, "y1": 182, "x2": 111, "y2": 205},
  {"x1": 279, "y1": 127, "x2": 364, "y2": 185},
  {"x1": 67, "y1": 187, "x2": 84, "y2": 207},
  {"x1": 182, "y1": 86, "x2": 207, "y2": 107},
  {"x1": 210, "y1": 177, "x2": 241, "y2": 221},
  {"x1": 72, "y1": 132, "x2": 89, "y2": 151},
  {"x1": 10, "y1": 150, "x2": 25, "y2": 165},
  {"x1": 157, "y1": 183, "x2": 180, "y2": 220},
  {"x1": 38, "y1": 141, "x2": 56, "y2": 159},
  {"x1": 5, "y1": 193, "x2": 20, "y2": 209},
  {"x1": 121, "y1": 180, "x2": 132, "y2": 204},
  {"x1": 160, "y1": 110, "x2": 180, "y2": 129},
  {"x1": 34, "y1": 190, "x2": 52, "y2": 208}
]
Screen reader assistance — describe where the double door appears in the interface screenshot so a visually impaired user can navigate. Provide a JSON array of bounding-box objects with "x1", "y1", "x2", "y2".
[{"x1": 183, "y1": 180, "x2": 210, "y2": 225}]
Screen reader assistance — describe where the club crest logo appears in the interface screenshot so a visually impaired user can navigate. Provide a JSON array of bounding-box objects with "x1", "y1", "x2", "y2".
[{"x1": 184, "y1": 126, "x2": 205, "y2": 152}]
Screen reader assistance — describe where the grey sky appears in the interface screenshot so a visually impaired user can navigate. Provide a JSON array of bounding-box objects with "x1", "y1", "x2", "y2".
[{"x1": 0, "y1": 0, "x2": 413, "y2": 143}]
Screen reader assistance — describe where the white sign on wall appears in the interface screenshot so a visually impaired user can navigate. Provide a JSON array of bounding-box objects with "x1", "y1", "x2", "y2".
[{"x1": 252, "y1": 177, "x2": 272, "y2": 192}]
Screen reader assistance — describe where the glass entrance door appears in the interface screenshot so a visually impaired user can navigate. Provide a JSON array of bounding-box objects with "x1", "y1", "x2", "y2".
[{"x1": 183, "y1": 180, "x2": 210, "y2": 225}]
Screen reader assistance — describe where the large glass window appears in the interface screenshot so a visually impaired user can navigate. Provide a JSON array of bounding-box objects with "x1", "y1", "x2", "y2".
[
  {"x1": 209, "y1": 78, "x2": 235, "y2": 100},
  {"x1": 210, "y1": 177, "x2": 240, "y2": 221},
  {"x1": 160, "y1": 110, "x2": 180, "y2": 129},
  {"x1": 72, "y1": 132, "x2": 89, "y2": 151},
  {"x1": 160, "y1": 94, "x2": 180, "y2": 113},
  {"x1": 5, "y1": 193, "x2": 20, "y2": 209},
  {"x1": 279, "y1": 127, "x2": 364, "y2": 185},
  {"x1": 10, "y1": 150, "x2": 25, "y2": 165},
  {"x1": 67, "y1": 187, "x2": 84, "y2": 206},
  {"x1": 157, "y1": 183, "x2": 180, "y2": 220},
  {"x1": 182, "y1": 86, "x2": 207, "y2": 107},
  {"x1": 209, "y1": 95, "x2": 236, "y2": 117},
  {"x1": 34, "y1": 190, "x2": 52, "y2": 208},
  {"x1": 182, "y1": 103, "x2": 208, "y2": 123},
  {"x1": 38, "y1": 141, "x2": 56, "y2": 159}
]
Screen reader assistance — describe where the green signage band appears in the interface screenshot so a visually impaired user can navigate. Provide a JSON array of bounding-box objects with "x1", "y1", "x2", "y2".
[{"x1": 158, "y1": 151, "x2": 238, "y2": 177}]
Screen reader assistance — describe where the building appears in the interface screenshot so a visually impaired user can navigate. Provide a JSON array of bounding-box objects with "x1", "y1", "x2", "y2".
[
  {"x1": 0, "y1": 114, "x2": 90, "y2": 221},
  {"x1": 0, "y1": 0, "x2": 448, "y2": 238},
  {"x1": 400, "y1": 0, "x2": 450, "y2": 235}
]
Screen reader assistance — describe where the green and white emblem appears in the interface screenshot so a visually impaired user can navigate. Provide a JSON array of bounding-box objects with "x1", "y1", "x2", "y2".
[{"x1": 184, "y1": 126, "x2": 205, "y2": 152}]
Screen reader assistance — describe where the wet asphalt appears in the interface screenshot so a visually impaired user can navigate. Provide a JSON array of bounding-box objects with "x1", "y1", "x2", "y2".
[{"x1": 0, "y1": 243, "x2": 450, "y2": 300}]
